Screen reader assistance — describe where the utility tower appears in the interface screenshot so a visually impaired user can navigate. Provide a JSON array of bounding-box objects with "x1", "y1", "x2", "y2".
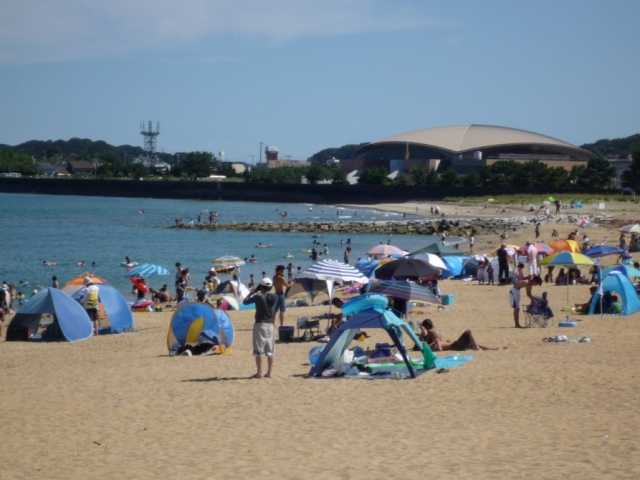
[{"x1": 140, "y1": 121, "x2": 160, "y2": 156}]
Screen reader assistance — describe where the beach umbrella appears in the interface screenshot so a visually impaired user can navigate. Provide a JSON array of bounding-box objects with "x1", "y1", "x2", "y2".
[
  {"x1": 583, "y1": 245, "x2": 624, "y2": 258},
  {"x1": 369, "y1": 280, "x2": 441, "y2": 304},
  {"x1": 375, "y1": 258, "x2": 440, "y2": 280},
  {"x1": 300, "y1": 259, "x2": 369, "y2": 299},
  {"x1": 549, "y1": 239, "x2": 581, "y2": 253},
  {"x1": 63, "y1": 273, "x2": 108, "y2": 295},
  {"x1": 212, "y1": 255, "x2": 245, "y2": 272},
  {"x1": 301, "y1": 259, "x2": 369, "y2": 284},
  {"x1": 127, "y1": 263, "x2": 169, "y2": 278},
  {"x1": 367, "y1": 244, "x2": 407, "y2": 258},
  {"x1": 410, "y1": 253, "x2": 447, "y2": 270},
  {"x1": 542, "y1": 252, "x2": 594, "y2": 321},
  {"x1": 542, "y1": 252, "x2": 593, "y2": 267},
  {"x1": 620, "y1": 224, "x2": 640, "y2": 234}
]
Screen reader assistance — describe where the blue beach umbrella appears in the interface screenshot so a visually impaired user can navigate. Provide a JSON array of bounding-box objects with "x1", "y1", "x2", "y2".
[
  {"x1": 583, "y1": 245, "x2": 624, "y2": 258},
  {"x1": 127, "y1": 263, "x2": 169, "y2": 278}
]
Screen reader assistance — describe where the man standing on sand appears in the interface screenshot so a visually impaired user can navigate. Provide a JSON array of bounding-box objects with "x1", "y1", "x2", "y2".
[
  {"x1": 243, "y1": 278, "x2": 277, "y2": 378},
  {"x1": 509, "y1": 264, "x2": 527, "y2": 328},
  {"x1": 497, "y1": 244, "x2": 510, "y2": 284},
  {"x1": 273, "y1": 265, "x2": 291, "y2": 326}
]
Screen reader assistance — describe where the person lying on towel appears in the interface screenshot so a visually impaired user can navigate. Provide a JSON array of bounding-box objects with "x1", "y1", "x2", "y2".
[{"x1": 419, "y1": 319, "x2": 500, "y2": 351}]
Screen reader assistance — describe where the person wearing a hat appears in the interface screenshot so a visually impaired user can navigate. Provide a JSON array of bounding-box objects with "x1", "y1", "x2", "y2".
[
  {"x1": 243, "y1": 277, "x2": 277, "y2": 378},
  {"x1": 205, "y1": 268, "x2": 220, "y2": 292},
  {"x1": 82, "y1": 277, "x2": 100, "y2": 335}
]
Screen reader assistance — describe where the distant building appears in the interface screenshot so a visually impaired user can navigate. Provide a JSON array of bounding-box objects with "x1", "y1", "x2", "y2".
[
  {"x1": 345, "y1": 124, "x2": 593, "y2": 174},
  {"x1": 262, "y1": 145, "x2": 308, "y2": 169},
  {"x1": 67, "y1": 160, "x2": 97, "y2": 176},
  {"x1": 37, "y1": 162, "x2": 70, "y2": 177}
]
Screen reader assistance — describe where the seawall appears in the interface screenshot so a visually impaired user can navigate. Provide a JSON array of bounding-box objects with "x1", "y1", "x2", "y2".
[{"x1": 0, "y1": 177, "x2": 483, "y2": 203}]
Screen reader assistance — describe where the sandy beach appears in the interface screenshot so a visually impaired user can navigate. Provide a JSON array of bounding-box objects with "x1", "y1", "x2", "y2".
[{"x1": 2, "y1": 221, "x2": 640, "y2": 479}]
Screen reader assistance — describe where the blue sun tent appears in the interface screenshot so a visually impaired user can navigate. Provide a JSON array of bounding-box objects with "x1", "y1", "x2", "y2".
[
  {"x1": 7, "y1": 287, "x2": 93, "y2": 342},
  {"x1": 72, "y1": 284, "x2": 133, "y2": 333},
  {"x1": 167, "y1": 303, "x2": 234, "y2": 353},
  {"x1": 602, "y1": 264, "x2": 640, "y2": 281},
  {"x1": 588, "y1": 271, "x2": 640, "y2": 316},
  {"x1": 309, "y1": 294, "x2": 437, "y2": 378},
  {"x1": 441, "y1": 256, "x2": 468, "y2": 278}
]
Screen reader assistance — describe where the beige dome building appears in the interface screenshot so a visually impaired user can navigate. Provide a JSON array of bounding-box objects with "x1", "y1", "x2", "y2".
[{"x1": 345, "y1": 124, "x2": 592, "y2": 174}]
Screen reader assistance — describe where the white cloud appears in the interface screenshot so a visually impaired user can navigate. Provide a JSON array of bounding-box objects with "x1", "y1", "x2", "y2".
[{"x1": 0, "y1": 0, "x2": 442, "y2": 64}]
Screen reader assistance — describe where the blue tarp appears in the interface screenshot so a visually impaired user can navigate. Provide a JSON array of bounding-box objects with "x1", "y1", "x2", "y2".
[
  {"x1": 441, "y1": 256, "x2": 468, "y2": 278},
  {"x1": 10, "y1": 287, "x2": 92, "y2": 342},
  {"x1": 72, "y1": 284, "x2": 134, "y2": 333},
  {"x1": 588, "y1": 271, "x2": 640, "y2": 316}
]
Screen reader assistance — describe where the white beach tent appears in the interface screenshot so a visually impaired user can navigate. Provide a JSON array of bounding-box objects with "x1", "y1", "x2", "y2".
[{"x1": 299, "y1": 259, "x2": 369, "y2": 299}]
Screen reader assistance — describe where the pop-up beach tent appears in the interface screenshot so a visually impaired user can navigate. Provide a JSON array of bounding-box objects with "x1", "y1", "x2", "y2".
[
  {"x1": 309, "y1": 294, "x2": 437, "y2": 379},
  {"x1": 167, "y1": 303, "x2": 234, "y2": 354},
  {"x1": 6, "y1": 287, "x2": 93, "y2": 342},
  {"x1": 409, "y1": 241, "x2": 465, "y2": 257},
  {"x1": 588, "y1": 271, "x2": 640, "y2": 316},
  {"x1": 72, "y1": 284, "x2": 133, "y2": 333}
]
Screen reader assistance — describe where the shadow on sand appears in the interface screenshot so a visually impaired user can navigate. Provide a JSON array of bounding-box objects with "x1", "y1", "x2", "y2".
[{"x1": 182, "y1": 376, "x2": 258, "y2": 382}]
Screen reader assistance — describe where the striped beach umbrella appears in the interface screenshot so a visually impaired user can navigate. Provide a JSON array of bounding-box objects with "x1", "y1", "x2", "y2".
[
  {"x1": 301, "y1": 259, "x2": 369, "y2": 284},
  {"x1": 369, "y1": 280, "x2": 441, "y2": 304},
  {"x1": 300, "y1": 259, "x2": 369, "y2": 300},
  {"x1": 127, "y1": 263, "x2": 169, "y2": 278}
]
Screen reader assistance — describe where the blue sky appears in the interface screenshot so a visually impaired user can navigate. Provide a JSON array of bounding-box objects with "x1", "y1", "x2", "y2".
[{"x1": 1, "y1": 0, "x2": 638, "y2": 161}]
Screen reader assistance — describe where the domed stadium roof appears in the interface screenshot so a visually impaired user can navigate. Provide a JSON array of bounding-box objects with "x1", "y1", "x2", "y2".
[{"x1": 372, "y1": 124, "x2": 584, "y2": 153}]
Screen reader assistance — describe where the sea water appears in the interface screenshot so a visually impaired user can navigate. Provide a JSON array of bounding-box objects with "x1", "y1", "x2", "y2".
[{"x1": 0, "y1": 193, "x2": 434, "y2": 298}]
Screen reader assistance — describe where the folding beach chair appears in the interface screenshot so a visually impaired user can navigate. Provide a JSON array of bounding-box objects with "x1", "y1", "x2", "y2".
[{"x1": 523, "y1": 295, "x2": 554, "y2": 328}]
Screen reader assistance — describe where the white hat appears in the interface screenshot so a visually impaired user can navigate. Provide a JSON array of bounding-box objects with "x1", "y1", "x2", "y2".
[
  {"x1": 259, "y1": 277, "x2": 273, "y2": 288},
  {"x1": 83, "y1": 276, "x2": 92, "y2": 285}
]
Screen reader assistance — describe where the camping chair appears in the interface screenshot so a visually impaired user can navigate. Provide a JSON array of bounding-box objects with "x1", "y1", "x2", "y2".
[
  {"x1": 296, "y1": 316, "x2": 321, "y2": 341},
  {"x1": 523, "y1": 295, "x2": 554, "y2": 328}
]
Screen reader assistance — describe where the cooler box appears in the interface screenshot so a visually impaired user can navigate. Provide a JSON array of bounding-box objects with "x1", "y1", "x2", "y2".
[
  {"x1": 441, "y1": 294, "x2": 454, "y2": 306},
  {"x1": 278, "y1": 326, "x2": 295, "y2": 343}
]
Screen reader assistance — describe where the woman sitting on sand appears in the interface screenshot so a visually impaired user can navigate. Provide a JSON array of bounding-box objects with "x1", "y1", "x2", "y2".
[{"x1": 419, "y1": 319, "x2": 499, "y2": 351}]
